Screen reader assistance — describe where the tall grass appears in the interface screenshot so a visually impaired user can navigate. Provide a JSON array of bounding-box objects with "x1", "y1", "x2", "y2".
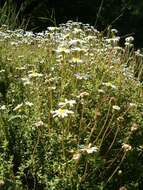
[
  {"x1": 0, "y1": 21, "x2": 143, "y2": 190},
  {"x1": 0, "y1": 0, "x2": 26, "y2": 29}
]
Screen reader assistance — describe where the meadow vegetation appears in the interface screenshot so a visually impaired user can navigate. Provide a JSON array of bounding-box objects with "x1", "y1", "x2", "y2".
[{"x1": 0, "y1": 21, "x2": 143, "y2": 190}]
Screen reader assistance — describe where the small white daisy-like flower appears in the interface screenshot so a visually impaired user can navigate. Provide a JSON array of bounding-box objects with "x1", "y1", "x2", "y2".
[
  {"x1": 72, "y1": 153, "x2": 81, "y2": 161},
  {"x1": 122, "y1": 143, "x2": 132, "y2": 152},
  {"x1": 56, "y1": 47, "x2": 71, "y2": 54},
  {"x1": 68, "y1": 39, "x2": 81, "y2": 47},
  {"x1": 129, "y1": 103, "x2": 137, "y2": 108},
  {"x1": 112, "y1": 105, "x2": 121, "y2": 111},
  {"x1": 130, "y1": 123, "x2": 139, "y2": 132},
  {"x1": 111, "y1": 28, "x2": 118, "y2": 34},
  {"x1": 21, "y1": 77, "x2": 31, "y2": 85},
  {"x1": 0, "y1": 69, "x2": 5, "y2": 73},
  {"x1": 71, "y1": 47, "x2": 85, "y2": 53},
  {"x1": 25, "y1": 101, "x2": 33, "y2": 107},
  {"x1": 77, "y1": 92, "x2": 89, "y2": 98},
  {"x1": 0, "y1": 105, "x2": 6, "y2": 111},
  {"x1": 80, "y1": 144, "x2": 98, "y2": 154},
  {"x1": 69, "y1": 57, "x2": 84, "y2": 65},
  {"x1": 51, "y1": 108, "x2": 74, "y2": 118},
  {"x1": 73, "y1": 28, "x2": 83, "y2": 34},
  {"x1": 125, "y1": 36, "x2": 134, "y2": 43},
  {"x1": 102, "y1": 82, "x2": 117, "y2": 90},
  {"x1": 85, "y1": 146, "x2": 98, "y2": 154},
  {"x1": 58, "y1": 99, "x2": 76, "y2": 108},
  {"x1": 34, "y1": 120, "x2": 44, "y2": 128},
  {"x1": 28, "y1": 72, "x2": 43, "y2": 78}
]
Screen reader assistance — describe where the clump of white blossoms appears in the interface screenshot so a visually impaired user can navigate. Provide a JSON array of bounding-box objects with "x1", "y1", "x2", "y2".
[{"x1": 51, "y1": 108, "x2": 74, "y2": 118}]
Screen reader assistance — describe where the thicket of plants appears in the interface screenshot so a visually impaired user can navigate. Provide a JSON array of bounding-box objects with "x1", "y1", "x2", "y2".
[{"x1": 0, "y1": 21, "x2": 143, "y2": 189}]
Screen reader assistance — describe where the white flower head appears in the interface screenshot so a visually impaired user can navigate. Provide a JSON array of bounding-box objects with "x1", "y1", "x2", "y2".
[
  {"x1": 21, "y1": 77, "x2": 31, "y2": 85},
  {"x1": 85, "y1": 146, "x2": 98, "y2": 154},
  {"x1": 51, "y1": 108, "x2": 74, "y2": 118},
  {"x1": 25, "y1": 101, "x2": 33, "y2": 107},
  {"x1": 34, "y1": 120, "x2": 44, "y2": 128},
  {"x1": 111, "y1": 29, "x2": 118, "y2": 34},
  {"x1": 125, "y1": 36, "x2": 134, "y2": 43},
  {"x1": 130, "y1": 123, "x2": 139, "y2": 132},
  {"x1": 122, "y1": 143, "x2": 132, "y2": 152},
  {"x1": 58, "y1": 99, "x2": 76, "y2": 108},
  {"x1": 72, "y1": 153, "x2": 81, "y2": 161},
  {"x1": 69, "y1": 57, "x2": 84, "y2": 65},
  {"x1": 102, "y1": 82, "x2": 117, "y2": 90},
  {"x1": 56, "y1": 47, "x2": 71, "y2": 54},
  {"x1": 112, "y1": 105, "x2": 121, "y2": 111},
  {"x1": 79, "y1": 144, "x2": 98, "y2": 154},
  {"x1": 0, "y1": 105, "x2": 6, "y2": 111},
  {"x1": 129, "y1": 103, "x2": 137, "y2": 108},
  {"x1": 28, "y1": 72, "x2": 43, "y2": 78}
]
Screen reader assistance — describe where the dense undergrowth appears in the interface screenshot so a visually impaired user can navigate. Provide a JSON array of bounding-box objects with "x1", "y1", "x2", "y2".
[{"x1": 0, "y1": 21, "x2": 143, "y2": 190}]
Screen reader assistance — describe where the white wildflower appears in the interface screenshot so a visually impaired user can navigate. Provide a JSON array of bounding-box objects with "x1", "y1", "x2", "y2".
[
  {"x1": 28, "y1": 72, "x2": 43, "y2": 78},
  {"x1": 71, "y1": 47, "x2": 85, "y2": 53},
  {"x1": 0, "y1": 69, "x2": 5, "y2": 73},
  {"x1": 122, "y1": 143, "x2": 132, "y2": 152},
  {"x1": 21, "y1": 77, "x2": 31, "y2": 85},
  {"x1": 72, "y1": 153, "x2": 81, "y2": 161},
  {"x1": 51, "y1": 108, "x2": 74, "y2": 118},
  {"x1": 58, "y1": 99, "x2": 76, "y2": 108},
  {"x1": 130, "y1": 123, "x2": 139, "y2": 132},
  {"x1": 129, "y1": 103, "x2": 137, "y2": 108},
  {"x1": 111, "y1": 29, "x2": 118, "y2": 34},
  {"x1": 56, "y1": 47, "x2": 71, "y2": 54},
  {"x1": 85, "y1": 146, "x2": 98, "y2": 154},
  {"x1": 80, "y1": 144, "x2": 98, "y2": 154},
  {"x1": 68, "y1": 39, "x2": 82, "y2": 46},
  {"x1": 112, "y1": 105, "x2": 121, "y2": 111},
  {"x1": 34, "y1": 120, "x2": 44, "y2": 128},
  {"x1": 119, "y1": 186, "x2": 127, "y2": 190},
  {"x1": 77, "y1": 92, "x2": 89, "y2": 98},
  {"x1": 0, "y1": 105, "x2": 6, "y2": 111},
  {"x1": 69, "y1": 57, "x2": 84, "y2": 65},
  {"x1": 25, "y1": 101, "x2": 33, "y2": 107},
  {"x1": 125, "y1": 36, "x2": 134, "y2": 43},
  {"x1": 102, "y1": 82, "x2": 117, "y2": 90}
]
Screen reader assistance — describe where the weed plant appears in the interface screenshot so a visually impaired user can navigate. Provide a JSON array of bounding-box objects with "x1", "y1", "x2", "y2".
[{"x1": 0, "y1": 21, "x2": 143, "y2": 190}]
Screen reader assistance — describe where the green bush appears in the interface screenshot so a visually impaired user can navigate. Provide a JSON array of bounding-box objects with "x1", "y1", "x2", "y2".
[{"x1": 0, "y1": 21, "x2": 143, "y2": 190}]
